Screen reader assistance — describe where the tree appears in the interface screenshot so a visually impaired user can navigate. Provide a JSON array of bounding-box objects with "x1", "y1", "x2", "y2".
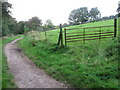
[
  {"x1": 68, "y1": 7, "x2": 89, "y2": 25},
  {"x1": 28, "y1": 16, "x2": 42, "y2": 31},
  {"x1": 43, "y1": 19, "x2": 55, "y2": 30},
  {"x1": 15, "y1": 21, "x2": 25, "y2": 34},
  {"x1": 2, "y1": 2, "x2": 12, "y2": 18},
  {"x1": 109, "y1": 15, "x2": 115, "y2": 19},
  {"x1": 89, "y1": 7, "x2": 101, "y2": 21},
  {"x1": 2, "y1": 2, "x2": 17, "y2": 36},
  {"x1": 68, "y1": 9, "x2": 78, "y2": 25},
  {"x1": 117, "y1": 1, "x2": 120, "y2": 13},
  {"x1": 101, "y1": 16, "x2": 109, "y2": 20},
  {"x1": 62, "y1": 23, "x2": 69, "y2": 27}
]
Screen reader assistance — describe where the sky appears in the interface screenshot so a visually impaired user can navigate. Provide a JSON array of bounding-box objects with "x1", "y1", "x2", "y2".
[{"x1": 8, "y1": 0, "x2": 120, "y2": 25}]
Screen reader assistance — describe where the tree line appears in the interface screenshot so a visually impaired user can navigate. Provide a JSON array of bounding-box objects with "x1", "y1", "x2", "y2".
[
  {"x1": 68, "y1": 7, "x2": 117, "y2": 25},
  {"x1": 1, "y1": 1, "x2": 117, "y2": 37},
  {"x1": 1, "y1": 2, "x2": 56, "y2": 36}
]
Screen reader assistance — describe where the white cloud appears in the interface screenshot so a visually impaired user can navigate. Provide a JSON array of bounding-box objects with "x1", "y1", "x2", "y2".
[{"x1": 8, "y1": 0, "x2": 119, "y2": 25}]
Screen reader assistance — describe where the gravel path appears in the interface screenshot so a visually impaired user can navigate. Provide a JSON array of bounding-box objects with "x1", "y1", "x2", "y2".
[{"x1": 4, "y1": 38, "x2": 68, "y2": 88}]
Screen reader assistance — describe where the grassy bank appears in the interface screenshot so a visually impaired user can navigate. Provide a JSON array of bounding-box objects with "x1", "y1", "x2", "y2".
[
  {"x1": 18, "y1": 37, "x2": 119, "y2": 88},
  {"x1": 2, "y1": 35, "x2": 22, "y2": 88},
  {"x1": 18, "y1": 19, "x2": 119, "y2": 88}
]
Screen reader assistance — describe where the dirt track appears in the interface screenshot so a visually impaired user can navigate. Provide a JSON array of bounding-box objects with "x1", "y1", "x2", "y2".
[{"x1": 4, "y1": 38, "x2": 67, "y2": 88}]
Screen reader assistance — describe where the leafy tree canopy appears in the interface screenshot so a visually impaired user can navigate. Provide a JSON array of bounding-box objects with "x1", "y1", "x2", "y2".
[
  {"x1": 27, "y1": 16, "x2": 42, "y2": 31},
  {"x1": 43, "y1": 19, "x2": 55, "y2": 30},
  {"x1": 68, "y1": 7, "x2": 101, "y2": 25},
  {"x1": 89, "y1": 7, "x2": 101, "y2": 21},
  {"x1": 68, "y1": 7, "x2": 89, "y2": 25}
]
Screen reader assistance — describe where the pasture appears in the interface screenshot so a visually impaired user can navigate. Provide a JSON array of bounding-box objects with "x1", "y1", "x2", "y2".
[
  {"x1": 45, "y1": 19, "x2": 115, "y2": 43},
  {"x1": 18, "y1": 19, "x2": 119, "y2": 88}
]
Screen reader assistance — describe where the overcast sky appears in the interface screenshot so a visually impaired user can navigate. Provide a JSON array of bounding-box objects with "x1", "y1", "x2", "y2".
[{"x1": 8, "y1": 0, "x2": 119, "y2": 25}]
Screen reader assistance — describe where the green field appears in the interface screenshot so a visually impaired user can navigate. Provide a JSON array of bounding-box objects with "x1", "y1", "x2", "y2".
[
  {"x1": 18, "y1": 19, "x2": 119, "y2": 88},
  {"x1": 1, "y1": 35, "x2": 22, "y2": 88},
  {"x1": 44, "y1": 19, "x2": 115, "y2": 44}
]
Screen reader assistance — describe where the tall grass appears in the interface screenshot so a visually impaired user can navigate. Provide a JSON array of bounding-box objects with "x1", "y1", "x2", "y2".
[{"x1": 19, "y1": 37, "x2": 119, "y2": 88}]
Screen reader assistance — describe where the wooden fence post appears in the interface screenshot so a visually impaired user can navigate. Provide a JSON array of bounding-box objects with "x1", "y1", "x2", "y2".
[
  {"x1": 64, "y1": 28, "x2": 67, "y2": 46},
  {"x1": 44, "y1": 29, "x2": 47, "y2": 40},
  {"x1": 57, "y1": 24, "x2": 63, "y2": 47},
  {"x1": 83, "y1": 28, "x2": 85, "y2": 45},
  {"x1": 114, "y1": 18, "x2": 117, "y2": 37},
  {"x1": 57, "y1": 31, "x2": 61, "y2": 45},
  {"x1": 60, "y1": 24, "x2": 63, "y2": 47},
  {"x1": 99, "y1": 27, "x2": 102, "y2": 43}
]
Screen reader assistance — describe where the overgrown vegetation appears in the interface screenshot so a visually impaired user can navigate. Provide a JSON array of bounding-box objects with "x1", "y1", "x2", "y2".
[
  {"x1": 18, "y1": 19, "x2": 119, "y2": 88},
  {"x1": 1, "y1": 35, "x2": 22, "y2": 88},
  {"x1": 18, "y1": 37, "x2": 119, "y2": 88}
]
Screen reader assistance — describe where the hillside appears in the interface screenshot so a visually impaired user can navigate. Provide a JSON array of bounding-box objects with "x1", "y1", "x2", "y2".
[
  {"x1": 18, "y1": 19, "x2": 119, "y2": 88},
  {"x1": 45, "y1": 19, "x2": 115, "y2": 44}
]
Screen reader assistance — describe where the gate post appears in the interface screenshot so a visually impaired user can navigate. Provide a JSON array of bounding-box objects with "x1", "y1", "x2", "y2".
[
  {"x1": 45, "y1": 30, "x2": 47, "y2": 40},
  {"x1": 83, "y1": 28, "x2": 85, "y2": 45},
  {"x1": 60, "y1": 24, "x2": 63, "y2": 47},
  {"x1": 57, "y1": 24, "x2": 63, "y2": 47},
  {"x1": 114, "y1": 18, "x2": 117, "y2": 37},
  {"x1": 64, "y1": 28, "x2": 67, "y2": 46}
]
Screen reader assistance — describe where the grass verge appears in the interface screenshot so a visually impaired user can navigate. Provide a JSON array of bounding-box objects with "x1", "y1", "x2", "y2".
[{"x1": 18, "y1": 36, "x2": 119, "y2": 88}]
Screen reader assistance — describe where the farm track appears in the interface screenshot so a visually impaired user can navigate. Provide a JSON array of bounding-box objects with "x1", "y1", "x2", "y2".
[{"x1": 4, "y1": 38, "x2": 68, "y2": 88}]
